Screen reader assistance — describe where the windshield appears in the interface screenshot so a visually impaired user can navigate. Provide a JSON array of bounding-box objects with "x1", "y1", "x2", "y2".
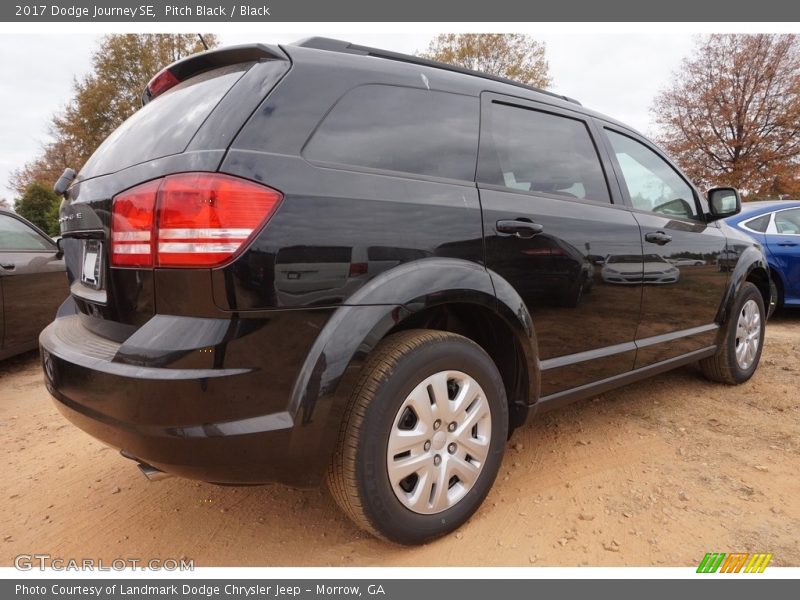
[{"x1": 607, "y1": 255, "x2": 641, "y2": 264}]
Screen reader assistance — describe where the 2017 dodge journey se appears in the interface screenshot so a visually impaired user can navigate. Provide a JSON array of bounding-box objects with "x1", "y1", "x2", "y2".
[{"x1": 40, "y1": 38, "x2": 771, "y2": 544}]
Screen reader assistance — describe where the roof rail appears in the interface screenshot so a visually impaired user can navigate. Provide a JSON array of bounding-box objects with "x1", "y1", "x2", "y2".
[{"x1": 293, "y1": 37, "x2": 581, "y2": 106}]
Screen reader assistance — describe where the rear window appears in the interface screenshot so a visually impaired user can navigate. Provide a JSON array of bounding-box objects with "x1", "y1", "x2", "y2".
[
  {"x1": 80, "y1": 64, "x2": 250, "y2": 179},
  {"x1": 304, "y1": 85, "x2": 479, "y2": 181}
]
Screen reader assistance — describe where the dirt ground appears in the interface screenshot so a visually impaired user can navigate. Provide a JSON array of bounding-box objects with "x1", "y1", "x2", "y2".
[{"x1": 1, "y1": 313, "x2": 798, "y2": 567}]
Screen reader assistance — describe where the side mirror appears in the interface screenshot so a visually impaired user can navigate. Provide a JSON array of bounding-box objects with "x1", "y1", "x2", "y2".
[
  {"x1": 55, "y1": 237, "x2": 64, "y2": 260},
  {"x1": 708, "y1": 187, "x2": 741, "y2": 220}
]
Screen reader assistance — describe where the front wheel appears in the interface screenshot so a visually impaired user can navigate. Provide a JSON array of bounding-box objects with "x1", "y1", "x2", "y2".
[
  {"x1": 326, "y1": 329, "x2": 508, "y2": 544},
  {"x1": 768, "y1": 276, "x2": 782, "y2": 318},
  {"x1": 700, "y1": 282, "x2": 765, "y2": 384}
]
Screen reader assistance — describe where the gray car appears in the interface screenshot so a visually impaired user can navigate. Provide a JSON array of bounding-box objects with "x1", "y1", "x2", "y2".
[{"x1": 0, "y1": 210, "x2": 68, "y2": 360}]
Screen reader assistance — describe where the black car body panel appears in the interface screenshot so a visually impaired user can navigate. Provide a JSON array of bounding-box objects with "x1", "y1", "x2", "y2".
[
  {"x1": 0, "y1": 210, "x2": 68, "y2": 360},
  {"x1": 40, "y1": 40, "x2": 770, "y2": 487}
]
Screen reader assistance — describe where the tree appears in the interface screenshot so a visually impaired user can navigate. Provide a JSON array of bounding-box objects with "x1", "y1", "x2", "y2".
[
  {"x1": 0, "y1": 197, "x2": 11, "y2": 210},
  {"x1": 420, "y1": 34, "x2": 551, "y2": 88},
  {"x1": 653, "y1": 34, "x2": 800, "y2": 198},
  {"x1": 10, "y1": 34, "x2": 218, "y2": 196},
  {"x1": 14, "y1": 183, "x2": 60, "y2": 236}
]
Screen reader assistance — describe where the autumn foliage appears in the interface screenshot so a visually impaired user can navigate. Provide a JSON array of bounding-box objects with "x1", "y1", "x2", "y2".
[
  {"x1": 420, "y1": 33, "x2": 551, "y2": 89},
  {"x1": 653, "y1": 34, "x2": 800, "y2": 199},
  {"x1": 10, "y1": 34, "x2": 217, "y2": 196}
]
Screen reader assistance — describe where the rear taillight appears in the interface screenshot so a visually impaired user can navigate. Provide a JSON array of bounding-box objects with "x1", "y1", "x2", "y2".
[
  {"x1": 349, "y1": 262, "x2": 368, "y2": 277},
  {"x1": 111, "y1": 173, "x2": 282, "y2": 268},
  {"x1": 111, "y1": 179, "x2": 159, "y2": 267}
]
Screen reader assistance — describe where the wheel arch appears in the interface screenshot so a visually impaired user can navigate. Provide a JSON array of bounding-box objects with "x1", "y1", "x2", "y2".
[
  {"x1": 285, "y1": 258, "x2": 539, "y2": 484},
  {"x1": 716, "y1": 246, "x2": 770, "y2": 341},
  {"x1": 767, "y1": 264, "x2": 785, "y2": 309}
]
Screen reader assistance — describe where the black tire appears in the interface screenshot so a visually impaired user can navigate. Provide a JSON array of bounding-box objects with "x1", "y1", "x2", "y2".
[
  {"x1": 700, "y1": 282, "x2": 765, "y2": 384},
  {"x1": 561, "y1": 273, "x2": 587, "y2": 308},
  {"x1": 768, "y1": 275, "x2": 782, "y2": 318},
  {"x1": 326, "y1": 329, "x2": 508, "y2": 544}
]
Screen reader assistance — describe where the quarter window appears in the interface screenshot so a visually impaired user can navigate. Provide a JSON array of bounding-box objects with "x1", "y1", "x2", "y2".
[
  {"x1": 478, "y1": 102, "x2": 610, "y2": 202},
  {"x1": 743, "y1": 213, "x2": 771, "y2": 233},
  {"x1": 605, "y1": 130, "x2": 698, "y2": 219},
  {"x1": 304, "y1": 85, "x2": 479, "y2": 181}
]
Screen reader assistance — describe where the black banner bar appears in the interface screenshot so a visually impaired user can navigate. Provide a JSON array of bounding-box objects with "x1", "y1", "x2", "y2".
[
  {"x1": 4, "y1": 579, "x2": 798, "y2": 600},
  {"x1": 3, "y1": 0, "x2": 800, "y2": 22}
]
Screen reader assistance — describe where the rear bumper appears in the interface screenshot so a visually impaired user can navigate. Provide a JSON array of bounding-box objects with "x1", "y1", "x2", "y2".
[{"x1": 39, "y1": 311, "x2": 333, "y2": 487}]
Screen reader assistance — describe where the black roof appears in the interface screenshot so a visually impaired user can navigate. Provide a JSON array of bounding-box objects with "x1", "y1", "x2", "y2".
[{"x1": 293, "y1": 37, "x2": 582, "y2": 107}]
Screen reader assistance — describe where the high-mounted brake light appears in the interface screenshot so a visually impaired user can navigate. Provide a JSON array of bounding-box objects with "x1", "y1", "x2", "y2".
[
  {"x1": 111, "y1": 173, "x2": 282, "y2": 268},
  {"x1": 143, "y1": 67, "x2": 181, "y2": 103}
]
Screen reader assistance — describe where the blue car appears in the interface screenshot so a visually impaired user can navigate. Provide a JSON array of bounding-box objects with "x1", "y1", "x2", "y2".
[{"x1": 726, "y1": 200, "x2": 800, "y2": 309}]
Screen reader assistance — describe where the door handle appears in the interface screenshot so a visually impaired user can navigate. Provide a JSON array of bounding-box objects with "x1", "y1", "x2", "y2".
[
  {"x1": 645, "y1": 231, "x2": 672, "y2": 245},
  {"x1": 776, "y1": 241, "x2": 798, "y2": 247},
  {"x1": 496, "y1": 219, "x2": 544, "y2": 239},
  {"x1": 0, "y1": 262, "x2": 15, "y2": 270}
]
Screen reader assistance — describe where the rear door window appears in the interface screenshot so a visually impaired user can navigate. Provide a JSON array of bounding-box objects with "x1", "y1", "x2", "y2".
[
  {"x1": 80, "y1": 63, "x2": 251, "y2": 179},
  {"x1": 304, "y1": 84, "x2": 479, "y2": 182},
  {"x1": 774, "y1": 208, "x2": 800, "y2": 234},
  {"x1": 477, "y1": 101, "x2": 611, "y2": 203}
]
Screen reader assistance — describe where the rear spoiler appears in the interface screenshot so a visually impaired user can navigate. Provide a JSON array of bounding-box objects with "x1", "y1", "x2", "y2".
[{"x1": 142, "y1": 44, "x2": 287, "y2": 106}]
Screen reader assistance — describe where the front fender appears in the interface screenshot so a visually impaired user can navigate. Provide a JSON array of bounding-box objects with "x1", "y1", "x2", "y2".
[{"x1": 283, "y1": 258, "x2": 538, "y2": 484}]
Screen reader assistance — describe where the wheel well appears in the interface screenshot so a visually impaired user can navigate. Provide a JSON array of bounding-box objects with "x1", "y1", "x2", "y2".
[
  {"x1": 386, "y1": 303, "x2": 531, "y2": 432},
  {"x1": 768, "y1": 267, "x2": 784, "y2": 305},
  {"x1": 746, "y1": 267, "x2": 771, "y2": 310}
]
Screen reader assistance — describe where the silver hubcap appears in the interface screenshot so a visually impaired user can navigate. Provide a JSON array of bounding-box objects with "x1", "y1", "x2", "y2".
[
  {"x1": 735, "y1": 299, "x2": 761, "y2": 370},
  {"x1": 386, "y1": 370, "x2": 491, "y2": 515}
]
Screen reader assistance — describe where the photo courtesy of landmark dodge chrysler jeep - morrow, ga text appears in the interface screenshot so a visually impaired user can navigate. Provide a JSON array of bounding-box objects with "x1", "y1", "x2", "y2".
[{"x1": 40, "y1": 38, "x2": 771, "y2": 545}]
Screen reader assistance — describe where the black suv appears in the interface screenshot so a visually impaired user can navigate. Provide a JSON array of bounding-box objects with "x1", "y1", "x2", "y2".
[{"x1": 40, "y1": 38, "x2": 770, "y2": 545}]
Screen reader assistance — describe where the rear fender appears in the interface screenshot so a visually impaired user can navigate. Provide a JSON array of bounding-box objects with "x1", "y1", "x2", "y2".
[{"x1": 284, "y1": 258, "x2": 538, "y2": 481}]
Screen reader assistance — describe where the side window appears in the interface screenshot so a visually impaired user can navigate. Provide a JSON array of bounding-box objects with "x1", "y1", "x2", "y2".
[
  {"x1": 744, "y1": 213, "x2": 771, "y2": 233},
  {"x1": 605, "y1": 130, "x2": 699, "y2": 219},
  {"x1": 0, "y1": 215, "x2": 54, "y2": 251},
  {"x1": 774, "y1": 208, "x2": 800, "y2": 234},
  {"x1": 304, "y1": 85, "x2": 479, "y2": 181},
  {"x1": 478, "y1": 102, "x2": 610, "y2": 203},
  {"x1": 775, "y1": 208, "x2": 800, "y2": 235}
]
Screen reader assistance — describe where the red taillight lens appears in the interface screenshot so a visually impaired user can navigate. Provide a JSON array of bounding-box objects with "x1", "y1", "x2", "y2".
[
  {"x1": 111, "y1": 173, "x2": 282, "y2": 268},
  {"x1": 156, "y1": 173, "x2": 282, "y2": 267},
  {"x1": 348, "y1": 262, "x2": 368, "y2": 277},
  {"x1": 111, "y1": 179, "x2": 160, "y2": 267}
]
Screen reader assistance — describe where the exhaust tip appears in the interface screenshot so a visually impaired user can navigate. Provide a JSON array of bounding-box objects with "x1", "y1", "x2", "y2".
[
  {"x1": 137, "y1": 462, "x2": 172, "y2": 482},
  {"x1": 121, "y1": 450, "x2": 172, "y2": 482}
]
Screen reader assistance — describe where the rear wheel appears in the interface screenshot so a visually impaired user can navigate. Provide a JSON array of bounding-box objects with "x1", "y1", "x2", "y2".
[
  {"x1": 700, "y1": 282, "x2": 765, "y2": 384},
  {"x1": 326, "y1": 329, "x2": 508, "y2": 544}
]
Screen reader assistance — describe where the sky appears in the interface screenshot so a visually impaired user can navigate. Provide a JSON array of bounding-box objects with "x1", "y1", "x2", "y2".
[{"x1": 0, "y1": 31, "x2": 697, "y2": 202}]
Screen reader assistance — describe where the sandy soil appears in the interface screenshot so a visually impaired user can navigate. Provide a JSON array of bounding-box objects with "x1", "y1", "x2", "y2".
[{"x1": 1, "y1": 313, "x2": 798, "y2": 567}]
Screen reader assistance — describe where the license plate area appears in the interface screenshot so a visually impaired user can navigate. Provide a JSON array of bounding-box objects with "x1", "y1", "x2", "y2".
[{"x1": 80, "y1": 240, "x2": 103, "y2": 290}]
